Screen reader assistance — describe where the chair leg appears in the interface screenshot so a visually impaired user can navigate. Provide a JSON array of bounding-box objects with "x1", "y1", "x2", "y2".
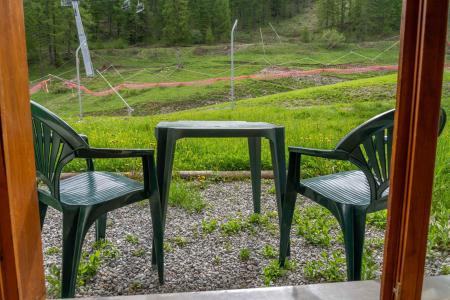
[
  {"x1": 279, "y1": 152, "x2": 300, "y2": 266},
  {"x1": 61, "y1": 209, "x2": 89, "y2": 298},
  {"x1": 248, "y1": 137, "x2": 261, "y2": 214},
  {"x1": 39, "y1": 201, "x2": 48, "y2": 230},
  {"x1": 279, "y1": 183, "x2": 297, "y2": 266},
  {"x1": 149, "y1": 197, "x2": 165, "y2": 284},
  {"x1": 95, "y1": 213, "x2": 107, "y2": 241},
  {"x1": 339, "y1": 206, "x2": 367, "y2": 281}
]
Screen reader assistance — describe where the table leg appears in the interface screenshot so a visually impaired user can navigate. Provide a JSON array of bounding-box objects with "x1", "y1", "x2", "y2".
[
  {"x1": 269, "y1": 128, "x2": 286, "y2": 226},
  {"x1": 248, "y1": 137, "x2": 261, "y2": 214},
  {"x1": 153, "y1": 129, "x2": 176, "y2": 267},
  {"x1": 160, "y1": 135, "x2": 177, "y2": 227}
]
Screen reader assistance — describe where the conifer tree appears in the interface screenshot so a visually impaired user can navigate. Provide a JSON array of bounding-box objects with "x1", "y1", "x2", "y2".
[{"x1": 162, "y1": 0, "x2": 191, "y2": 45}]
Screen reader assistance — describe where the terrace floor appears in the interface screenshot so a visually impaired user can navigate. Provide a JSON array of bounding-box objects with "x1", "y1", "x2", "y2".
[{"x1": 76, "y1": 275, "x2": 449, "y2": 300}]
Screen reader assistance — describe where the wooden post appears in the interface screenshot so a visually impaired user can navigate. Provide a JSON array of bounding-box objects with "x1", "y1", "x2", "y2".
[
  {"x1": 381, "y1": 0, "x2": 449, "y2": 299},
  {"x1": 0, "y1": 0, "x2": 46, "y2": 299}
]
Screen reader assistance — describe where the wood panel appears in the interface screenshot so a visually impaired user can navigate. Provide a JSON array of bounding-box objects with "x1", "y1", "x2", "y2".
[
  {"x1": 0, "y1": 0, "x2": 46, "y2": 299},
  {"x1": 380, "y1": 0, "x2": 449, "y2": 299}
]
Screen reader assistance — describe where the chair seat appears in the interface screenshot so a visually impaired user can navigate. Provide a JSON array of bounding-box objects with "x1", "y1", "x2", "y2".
[
  {"x1": 60, "y1": 172, "x2": 143, "y2": 205},
  {"x1": 300, "y1": 170, "x2": 374, "y2": 206}
]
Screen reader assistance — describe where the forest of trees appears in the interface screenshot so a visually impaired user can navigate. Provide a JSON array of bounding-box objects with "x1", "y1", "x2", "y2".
[
  {"x1": 317, "y1": 0, "x2": 402, "y2": 40},
  {"x1": 24, "y1": 0, "x2": 402, "y2": 67}
]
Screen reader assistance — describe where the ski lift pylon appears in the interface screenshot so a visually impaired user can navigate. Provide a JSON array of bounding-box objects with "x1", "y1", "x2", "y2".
[
  {"x1": 136, "y1": 0, "x2": 144, "y2": 13},
  {"x1": 122, "y1": 0, "x2": 131, "y2": 10}
]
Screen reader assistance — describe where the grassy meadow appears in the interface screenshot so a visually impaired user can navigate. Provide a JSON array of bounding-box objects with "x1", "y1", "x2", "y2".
[{"x1": 30, "y1": 40, "x2": 400, "y2": 117}]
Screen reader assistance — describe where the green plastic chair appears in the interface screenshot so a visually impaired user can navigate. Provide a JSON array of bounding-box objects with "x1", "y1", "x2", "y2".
[
  {"x1": 279, "y1": 108, "x2": 447, "y2": 281},
  {"x1": 31, "y1": 101, "x2": 164, "y2": 298}
]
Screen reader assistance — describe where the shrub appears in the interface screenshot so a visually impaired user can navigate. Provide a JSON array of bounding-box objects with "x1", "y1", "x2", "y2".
[
  {"x1": 300, "y1": 26, "x2": 311, "y2": 43},
  {"x1": 320, "y1": 29, "x2": 345, "y2": 49}
]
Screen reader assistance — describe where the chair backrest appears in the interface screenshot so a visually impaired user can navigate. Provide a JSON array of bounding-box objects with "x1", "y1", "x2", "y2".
[
  {"x1": 335, "y1": 108, "x2": 447, "y2": 205},
  {"x1": 31, "y1": 101, "x2": 88, "y2": 202}
]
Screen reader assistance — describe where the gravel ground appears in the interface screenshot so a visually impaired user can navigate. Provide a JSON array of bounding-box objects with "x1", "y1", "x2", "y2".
[{"x1": 41, "y1": 180, "x2": 449, "y2": 298}]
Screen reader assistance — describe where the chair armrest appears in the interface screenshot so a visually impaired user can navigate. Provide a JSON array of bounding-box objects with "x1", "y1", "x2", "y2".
[
  {"x1": 79, "y1": 134, "x2": 95, "y2": 171},
  {"x1": 289, "y1": 147, "x2": 349, "y2": 160},
  {"x1": 76, "y1": 148, "x2": 154, "y2": 159}
]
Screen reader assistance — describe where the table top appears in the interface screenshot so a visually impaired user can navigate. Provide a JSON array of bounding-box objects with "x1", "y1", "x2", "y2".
[{"x1": 156, "y1": 121, "x2": 282, "y2": 130}]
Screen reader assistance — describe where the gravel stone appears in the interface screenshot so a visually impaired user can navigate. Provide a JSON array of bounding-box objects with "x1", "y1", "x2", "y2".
[{"x1": 41, "y1": 180, "x2": 449, "y2": 298}]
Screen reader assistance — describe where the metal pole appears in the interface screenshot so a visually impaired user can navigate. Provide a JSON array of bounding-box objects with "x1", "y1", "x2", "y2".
[
  {"x1": 72, "y1": 0, "x2": 94, "y2": 77},
  {"x1": 96, "y1": 69, "x2": 134, "y2": 116},
  {"x1": 269, "y1": 23, "x2": 282, "y2": 43},
  {"x1": 230, "y1": 19, "x2": 238, "y2": 107},
  {"x1": 76, "y1": 44, "x2": 83, "y2": 119}
]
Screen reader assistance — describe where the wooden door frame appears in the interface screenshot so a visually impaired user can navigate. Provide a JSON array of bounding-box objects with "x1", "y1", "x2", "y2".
[
  {"x1": 380, "y1": 0, "x2": 449, "y2": 299},
  {"x1": 0, "y1": 0, "x2": 448, "y2": 300},
  {"x1": 0, "y1": 0, "x2": 46, "y2": 299}
]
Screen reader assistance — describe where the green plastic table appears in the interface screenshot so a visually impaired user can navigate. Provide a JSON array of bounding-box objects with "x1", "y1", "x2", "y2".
[{"x1": 154, "y1": 121, "x2": 286, "y2": 228}]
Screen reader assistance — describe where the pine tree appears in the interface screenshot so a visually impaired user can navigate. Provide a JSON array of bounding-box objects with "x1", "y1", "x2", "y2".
[
  {"x1": 211, "y1": 0, "x2": 231, "y2": 41},
  {"x1": 162, "y1": 0, "x2": 191, "y2": 45}
]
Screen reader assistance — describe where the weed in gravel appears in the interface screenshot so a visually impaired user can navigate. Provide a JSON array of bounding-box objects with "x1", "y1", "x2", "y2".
[
  {"x1": 133, "y1": 248, "x2": 146, "y2": 257},
  {"x1": 224, "y1": 241, "x2": 233, "y2": 253},
  {"x1": 164, "y1": 242, "x2": 173, "y2": 252},
  {"x1": 129, "y1": 281, "x2": 143, "y2": 292},
  {"x1": 201, "y1": 218, "x2": 218, "y2": 234},
  {"x1": 366, "y1": 211, "x2": 387, "y2": 230},
  {"x1": 262, "y1": 244, "x2": 277, "y2": 259},
  {"x1": 171, "y1": 236, "x2": 188, "y2": 247},
  {"x1": 93, "y1": 240, "x2": 120, "y2": 259},
  {"x1": 125, "y1": 234, "x2": 139, "y2": 245},
  {"x1": 441, "y1": 265, "x2": 450, "y2": 275},
  {"x1": 169, "y1": 179, "x2": 206, "y2": 213},
  {"x1": 266, "y1": 210, "x2": 278, "y2": 219},
  {"x1": 239, "y1": 248, "x2": 251, "y2": 261},
  {"x1": 268, "y1": 185, "x2": 276, "y2": 195},
  {"x1": 361, "y1": 247, "x2": 378, "y2": 280},
  {"x1": 303, "y1": 250, "x2": 346, "y2": 282},
  {"x1": 45, "y1": 247, "x2": 60, "y2": 255},
  {"x1": 248, "y1": 213, "x2": 269, "y2": 226},
  {"x1": 366, "y1": 237, "x2": 384, "y2": 249},
  {"x1": 263, "y1": 259, "x2": 296, "y2": 286},
  {"x1": 248, "y1": 213, "x2": 278, "y2": 235},
  {"x1": 46, "y1": 264, "x2": 61, "y2": 298},
  {"x1": 213, "y1": 255, "x2": 221, "y2": 265},
  {"x1": 77, "y1": 250, "x2": 101, "y2": 286},
  {"x1": 295, "y1": 206, "x2": 337, "y2": 247},
  {"x1": 221, "y1": 218, "x2": 245, "y2": 235}
]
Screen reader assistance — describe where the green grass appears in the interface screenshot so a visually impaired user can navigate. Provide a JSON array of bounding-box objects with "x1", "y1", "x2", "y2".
[{"x1": 168, "y1": 179, "x2": 206, "y2": 213}]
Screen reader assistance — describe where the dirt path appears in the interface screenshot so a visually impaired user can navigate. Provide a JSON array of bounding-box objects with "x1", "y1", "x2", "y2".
[{"x1": 30, "y1": 65, "x2": 398, "y2": 97}]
